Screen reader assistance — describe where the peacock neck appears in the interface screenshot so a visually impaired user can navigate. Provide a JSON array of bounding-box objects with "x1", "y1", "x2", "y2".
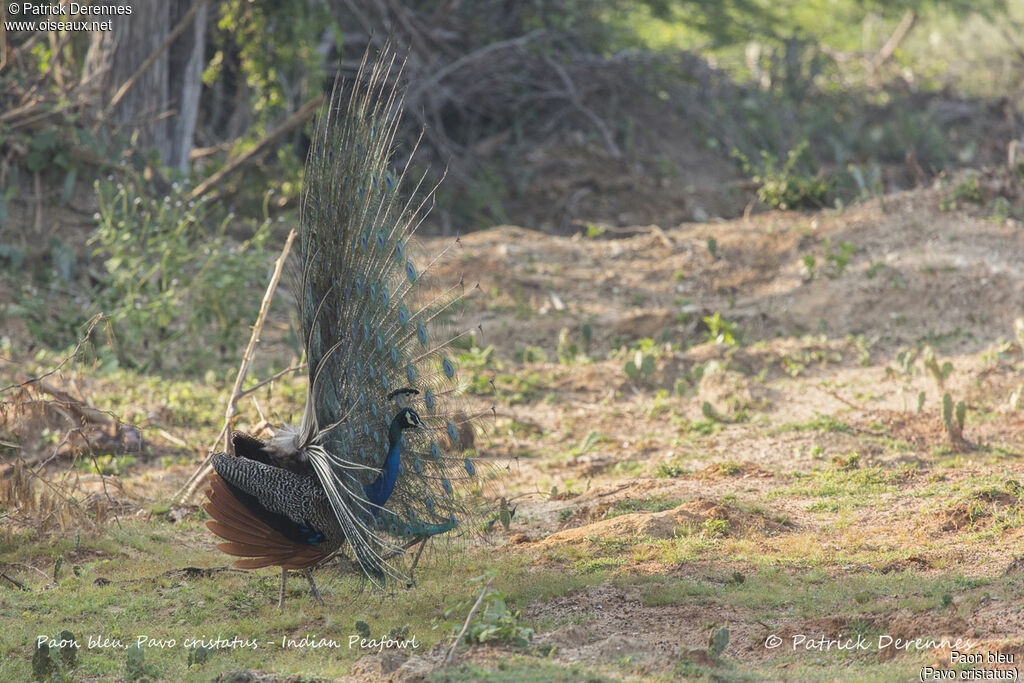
[{"x1": 363, "y1": 418, "x2": 404, "y2": 512}]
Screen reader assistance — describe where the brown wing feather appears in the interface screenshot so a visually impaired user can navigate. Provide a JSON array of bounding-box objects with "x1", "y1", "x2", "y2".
[{"x1": 203, "y1": 474, "x2": 333, "y2": 570}]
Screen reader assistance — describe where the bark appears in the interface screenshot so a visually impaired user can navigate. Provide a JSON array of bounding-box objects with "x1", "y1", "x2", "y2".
[
  {"x1": 82, "y1": 1, "x2": 207, "y2": 171},
  {"x1": 167, "y1": 0, "x2": 208, "y2": 172}
]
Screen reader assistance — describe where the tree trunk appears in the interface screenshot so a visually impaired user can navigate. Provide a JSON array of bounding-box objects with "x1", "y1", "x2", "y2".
[
  {"x1": 167, "y1": 0, "x2": 208, "y2": 172},
  {"x1": 82, "y1": 0, "x2": 207, "y2": 172}
]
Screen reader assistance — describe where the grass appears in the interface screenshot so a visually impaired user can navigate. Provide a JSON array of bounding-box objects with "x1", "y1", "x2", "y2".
[
  {"x1": 6, "y1": 350, "x2": 1023, "y2": 681},
  {"x1": 493, "y1": 370, "x2": 554, "y2": 406},
  {"x1": 0, "y1": 517, "x2": 608, "y2": 681},
  {"x1": 606, "y1": 496, "x2": 680, "y2": 517},
  {"x1": 625, "y1": 566, "x2": 1001, "y2": 620},
  {"x1": 434, "y1": 659, "x2": 615, "y2": 682},
  {"x1": 7, "y1": 225, "x2": 1024, "y2": 681}
]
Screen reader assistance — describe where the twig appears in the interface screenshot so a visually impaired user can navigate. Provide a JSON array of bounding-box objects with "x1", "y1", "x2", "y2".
[
  {"x1": 570, "y1": 221, "x2": 673, "y2": 246},
  {"x1": 0, "y1": 571, "x2": 28, "y2": 591},
  {"x1": 176, "y1": 229, "x2": 297, "y2": 504},
  {"x1": 23, "y1": 378, "x2": 117, "y2": 427},
  {"x1": 817, "y1": 386, "x2": 864, "y2": 411},
  {"x1": 412, "y1": 30, "x2": 544, "y2": 97},
  {"x1": 15, "y1": 461, "x2": 99, "y2": 532},
  {"x1": 9, "y1": 562, "x2": 49, "y2": 581},
  {"x1": 223, "y1": 228, "x2": 297, "y2": 445},
  {"x1": 0, "y1": 314, "x2": 102, "y2": 395},
  {"x1": 237, "y1": 363, "x2": 306, "y2": 399},
  {"x1": 156, "y1": 428, "x2": 188, "y2": 449},
  {"x1": 251, "y1": 396, "x2": 267, "y2": 427},
  {"x1": 82, "y1": 431, "x2": 123, "y2": 529},
  {"x1": 33, "y1": 171, "x2": 42, "y2": 234},
  {"x1": 103, "y1": 0, "x2": 209, "y2": 116},
  {"x1": 186, "y1": 97, "x2": 323, "y2": 201},
  {"x1": 869, "y1": 11, "x2": 917, "y2": 73},
  {"x1": 595, "y1": 484, "x2": 630, "y2": 498},
  {"x1": 445, "y1": 576, "x2": 493, "y2": 666},
  {"x1": 543, "y1": 55, "x2": 621, "y2": 159}
]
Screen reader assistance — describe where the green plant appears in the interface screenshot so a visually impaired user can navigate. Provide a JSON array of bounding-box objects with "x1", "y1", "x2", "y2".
[
  {"x1": 557, "y1": 327, "x2": 579, "y2": 363},
  {"x1": 887, "y1": 346, "x2": 924, "y2": 412},
  {"x1": 703, "y1": 311, "x2": 739, "y2": 346},
  {"x1": 847, "y1": 162, "x2": 883, "y2": 200},
  {"x1": 355, "y1": 620, "x2": 371, "y2": 639},
  {"x1": 734, "y1": 141, "x2": 830, "y2": 210},
  {"x1": 702, "y1": 518, "x2": 730, "y2": 537},
  {"x1": 89, "y1": 175, "x2": 272, "y2": 373},
  {"x1": 824, "y1": 240, "x2": 856, "y2": 278},
  {"x1": 449, "y1": 580, "x2": 534, "y2": 648},
  {"x1": 655, "y1": 462, "x2": 687, "y2": 478},
  {"x1": 941, "y1": 392, "x2": 967, "y2": 448},
  {"x1": 701, "y1": 401, "x2": 729, "y2": 423},
  {"x1": 865, "y1": 262, "x2": 886, "y2": 279},
  {"x1": 707, "y1": 237, "x2": 718, "y2": 258},
  {"x1": 608, "y1": 496, "x2": 678, "y2": 517},
  {"x1": 831, "y1": 452, "x2": 861, "y2": 471},
  {"x1": 802, "y1": 253, "x2": 816, "y2": 280},
  {"x1": 713, "y1": 460, "x2": 742, "y2": 475},
  {"x1": 569, "y1": 430, "x2": 604, "y2": 457},
  {"x1": 515, "y1": 346, "x2": 548, "y2": 363},
  {"x1": 708, "y1": 625, "x2": 729, "y2": 660},
  {"x1": 939, "y1": 171, "x2": 982, "y2": 211},
  {"x1": 624, "y1": 338, "x2": 659, "y2": 383},
  {"x1": 32, "y1": 631, "x2": 77, "y2": 682},
  {"x1": 124, "y1": 643, "x2": 159, "y2": 682},
  {"x1": 581, "y1": 322, "x2": 593, "y2": 355},
  {"x1": 922, "y1": 346, "x2": 952, "y2": 389},
  {"x1": 187, "y1": 645, "x2": 212, "y2": 667},
  {"x1": 624, "y1": 350, "x2": 655, "y2": 382}
]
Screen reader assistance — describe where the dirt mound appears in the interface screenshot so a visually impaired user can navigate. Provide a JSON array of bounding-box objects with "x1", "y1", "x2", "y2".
[
  {"x1": 537, "y1": 497, "x2": 790, "y2": 546},
  {"x1": 699, "y1": 461, "x2": 773, "y2": 479},
  {"x1": 439, "y1": 189, "x2": 1024, "y2": 361},
  {"x1": 537, "y1": 503, "x2": 703, "y2": 545},
  {"x1": 879, "y1": 613, "x2": 973, "y2": 662}
]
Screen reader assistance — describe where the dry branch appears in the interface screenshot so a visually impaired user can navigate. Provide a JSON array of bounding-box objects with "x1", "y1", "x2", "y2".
[
  {"x1": 0, "y1": 314, "x2": 103, "y2": 395},
  {"x1": 176, "y1": 228, "x2": 297, "y2": 504},
  {"x1": 0, "y1": 571, "x2": 27, "y2": 591},
  {"x1": 445, "y1": 576, "x2": 494, "y2": 666},
  {"x1": 870, "y1": 11, "x2": 917, "y2": 73},
  {"x1": 186, "y1": 96, "x2": 323, "y2": 201}
]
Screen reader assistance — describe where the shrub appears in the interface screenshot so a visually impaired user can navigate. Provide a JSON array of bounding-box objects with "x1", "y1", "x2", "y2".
[{"x1": 89, "y1": 175, "x2": 272, "y2": 373}]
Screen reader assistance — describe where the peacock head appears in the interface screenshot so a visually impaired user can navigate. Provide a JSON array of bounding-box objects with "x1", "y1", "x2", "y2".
[{"x1": 393, "y1": 407, "x2": 424, "y2": 431}]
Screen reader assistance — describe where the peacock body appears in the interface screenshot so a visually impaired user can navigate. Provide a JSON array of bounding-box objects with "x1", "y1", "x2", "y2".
[{"x1": 203, "y1": 49, "x2": 486, "y2": 605}]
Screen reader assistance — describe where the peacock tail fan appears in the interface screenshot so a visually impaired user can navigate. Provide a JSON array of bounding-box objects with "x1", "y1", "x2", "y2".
[{"x1": 288, "y1": 45, "x2": 502, "y2": 587}]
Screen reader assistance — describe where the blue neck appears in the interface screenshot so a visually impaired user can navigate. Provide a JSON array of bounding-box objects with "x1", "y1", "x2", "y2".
[{"x1": 363, "y1": 420, "x2": 403, "y2": 513}]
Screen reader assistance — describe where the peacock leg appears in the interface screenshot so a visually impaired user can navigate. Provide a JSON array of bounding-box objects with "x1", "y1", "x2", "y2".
[
  {"x1": 303, "y1": 568, "x2": 325, "y2": 605},
  {"x1": 405, "y1": 538, "x2": 429, "y2": 587},
  {"x1": 278, "y1": 567, "x2": 287, "y2": 611}
]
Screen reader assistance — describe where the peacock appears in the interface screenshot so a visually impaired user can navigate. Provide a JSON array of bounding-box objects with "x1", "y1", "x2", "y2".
[{"x1": 203, "y1": 48, "x2": 488, "y2": 608}]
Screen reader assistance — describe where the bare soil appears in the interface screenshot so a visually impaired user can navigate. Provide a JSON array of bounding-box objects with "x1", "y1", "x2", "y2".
[{"x1": 415, "y1": 184, "x2": 1024, "y2": 678}]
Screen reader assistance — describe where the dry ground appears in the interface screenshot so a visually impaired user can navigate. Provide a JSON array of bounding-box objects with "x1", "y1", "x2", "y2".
[
  {"x1": 3, "y1": 185, "x2": 1024, "y2": 681},
  {"x1": 420, "y1": 186, "x2": 1024, "y2": 679}
]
